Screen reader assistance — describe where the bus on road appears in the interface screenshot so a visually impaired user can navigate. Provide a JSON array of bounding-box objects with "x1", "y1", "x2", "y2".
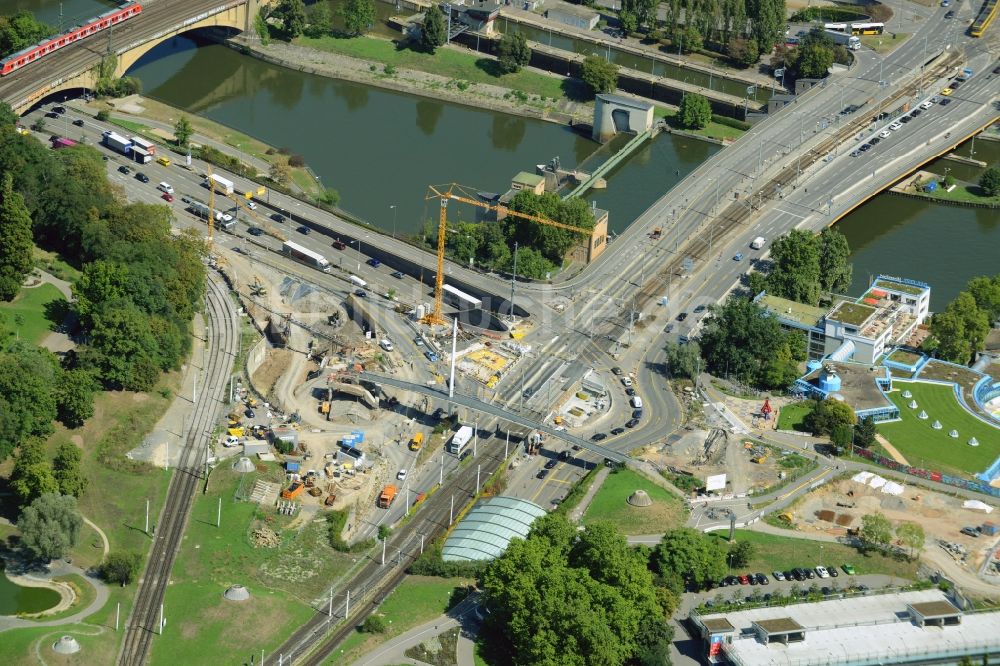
[
  {"x1": 283, "y1": 240, "x2": 331, "y2": 273},
  {"x1": 850, "y1": 22, "x2": 884, "y2": 35},
  {"x1": 443, "y1": 284, "x2": 483, "y2": 311}
]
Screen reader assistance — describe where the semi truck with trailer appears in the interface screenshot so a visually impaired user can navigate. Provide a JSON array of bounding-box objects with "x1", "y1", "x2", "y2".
[
  {"x1": 824, "y1": 30, "x2": 861, "y2": 50},
  {"x1": 447, "y1": 425, "x2": 474, "y2": 455},
  {"x1": 188, "y1": 200, "x2": 235, "y2": 230},
  {"x1": 102, "y1": 130, "x2": 132, "y2": 156},
  {"x1": 283, "y1": 240, "x2": 332, "y2": 273},
  {"x1": 206, "y1": 174, "x2": 235, "y2": 196}
]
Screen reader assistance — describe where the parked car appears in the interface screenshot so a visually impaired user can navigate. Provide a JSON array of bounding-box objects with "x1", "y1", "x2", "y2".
[
  {"x1": 245, "y1": 408, "x2": 255, "y2": 418},
  {"x1": 961, "y1": 526, "x2": 980, "y2": 537},
  {"x1": 631, "y1": 409, "x2": 643, "y2": 419},
  {"x1": 815, "y1": 565, "x2": 830, "y2": 578},
  {"x1": 625, "y1": 418, "x2": 640, "y2": 428},
  {"x1": 878, "y1": 130, "x2": 891, "y2": 139},
  {"x1": 899, "y1": 115, "x2": 912, "y2": 123},
  {"x1": 621, "y1": 376, "x2": 633, "y2": 387},
  {"x1": 610, "y1": 427, "x2": 625, "y2": 436},
  {"x1": 676, "y1": 312, "x2": 688, "y2": 321},
  {"x1": 827, "y1": 565, "x2": 839, "y2": 577},
  {"x1": 224, "y1": 435, "x2": 240, "y2": 448},
  {"x1": 724, "y1": 575, "x2": 740, "y2": 586},
  {"x1": 888, "y1": 121, "x2": 902, "y2": 131},
  {"x1": 940, "y1": 98, "x2": 952, "y2": 106},
  {"x1": 772, "y1": 571, "x2": 785, "y2": 582},
  {"x1": 625, "y1": 387, "x2": 636, "y2": 396},
  {"x1": 738, "y1": 575, "x2": 750, "y2": 585},
  {"x1": 755, "y1": 573, "x2": 769, "y2": 585},
  {"x1": 748, "y1": 574, "x2": 758, "y2": 586},
  {"x1": 784, "y1": 570, "x2": 795, "y2": 582},
  {"x1": 694, "y1": 305, "x2": 707, "y2": 313},
  {"x1": 804, "y1": 568, "x2": 816, "y2": 579},
  {"x1": 842, "y1": 564, "x2": 857, "y2": 575},
  {"x1": 611, "y1": 367, "x2": 623, "y2": 376}
]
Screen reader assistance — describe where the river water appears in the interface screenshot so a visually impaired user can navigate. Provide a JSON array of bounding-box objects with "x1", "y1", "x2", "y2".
[
  {"x1": 0, "y1": 0, "x2": 116, "y2": 29},
  {"x1": 0, "y1": 565, "x2": 61, "y2": 615},
  {"x1": 127, "y1": 36, "x2": 717, "y2": 235}
]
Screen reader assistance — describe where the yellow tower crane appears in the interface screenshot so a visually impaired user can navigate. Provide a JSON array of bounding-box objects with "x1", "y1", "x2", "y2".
[
  {"x1": 223, "y1": 190, "x2": 286, "y2": 242},
  {"x1": 424, "y1": 183, "x2": 592, "y2": 325}
]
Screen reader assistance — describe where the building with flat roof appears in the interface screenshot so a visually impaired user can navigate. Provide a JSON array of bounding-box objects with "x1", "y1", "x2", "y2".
[
  {"x1": 691, "y1": 589, "x2": 1000, "y2": 665},
  {"x1": 545, "y1": 2, "x2": 600, "y2": 30}
]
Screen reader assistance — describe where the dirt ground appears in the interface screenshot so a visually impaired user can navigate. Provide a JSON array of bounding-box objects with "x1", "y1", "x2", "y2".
[{"x1": 783, "y1": 476, "x2": 1000, "y2": 578}]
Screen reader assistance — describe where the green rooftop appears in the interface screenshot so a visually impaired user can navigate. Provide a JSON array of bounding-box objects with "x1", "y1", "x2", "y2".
[
  {"x1": 828, "y1": 301, "x2": 876, "y2": 327},
  {"x1": 872, "y1": 279, "x2": 926, "y2": 296},
  {"x1": 758, "y1": 294, "x2": 826, "y2": 329},
  {"x1": 512, "y1": 171, "x2": 544, "y2": 188}
]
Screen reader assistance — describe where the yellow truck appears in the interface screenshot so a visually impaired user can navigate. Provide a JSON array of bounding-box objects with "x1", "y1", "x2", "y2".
[{"x1": 409, "y1": 432, "x2": 424, "y2": 451}]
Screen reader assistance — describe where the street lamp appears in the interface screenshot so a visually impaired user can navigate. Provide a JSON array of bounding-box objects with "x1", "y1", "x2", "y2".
[
  {"x1": 351, "y1": 239, "x2": 362, "y2": 271},
  {"x1": 390, "y1": 205, "x2": 397, "y2": 239}
]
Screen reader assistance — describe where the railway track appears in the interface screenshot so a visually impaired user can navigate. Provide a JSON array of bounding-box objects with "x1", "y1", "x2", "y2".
[{"x1": 117, "y1": 272, "x2": 239, "y2": 666}]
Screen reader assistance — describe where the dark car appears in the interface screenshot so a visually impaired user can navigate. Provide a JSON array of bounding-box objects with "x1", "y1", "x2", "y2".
[
  {"x1": 724, "y1": 575, "x2": 740, "y2": 586},
  {"x1": 804, "y1": 568, "x2": 816, "y2": 579},
  {"x1": 960, "y1": 526, "x2": 980, "y2": 537},
  {"x1": 611, "y1": 367, "x2": 623, "y2": 376},
  {"x1": 784, "y1": 571, "x2": 795, "y2": 582},
  {"x1": 367, "y1": 258, "x2": 381, "y2": 267},
  {"x1": 791, "y1": 568, "x2": 805, "y2": 581},
  {"x1": 536, "y1": 469, "x2": 549, "y2": 480},
  {"x1": 631, "y1": 409, "x2": 643, "y2": 419},
  {"x1": 271, "y1": 213, "x2": 286, "y2": 223},
  {"x1": 664, "y1": 323, "x2": 675, "y2": 334},
  {"x1": 755, "y1": 573, "x2": 769, "y2": 585},
  {"x1": 247, "y1": 227, "x2": 264, "y2": 236},
  {"x1": 899, "y1": 115, "x2": 912, "y2": 123},
  {"x1": 72, "y1": 118, "x2": 84, "y2": 126},
  {"x1": 859, "y1": 143, "x2": 871, "y2": 152},
  {"x1": 558, "y1": 450, "x2": 570, "y2": 461},
  {"x1": 940, "y1": 98, "x2": 952, "y2": 106},
  {"x1": 135, "y1": 172, "x2": 149, "y2": 183},
  {"x1": 117, "y1": 165, "x2": 131, "y2": 174},
  {"x1": 245, "y1": 408, "x2": 255, "y2": 418},
  {"x1": 912, "y1": 108, "x2": 922, "y2": 117},
  {"x1": 391, "y1": 271, "x2": 404, "y2": 279},
  {"x1": 870, "y1": 136, "x2": 881, "y2": 145},
  {"x1": 625, "y1": 418, "x2": 640, "y2": 428},
  {"x1": 676, "y1": 312, "x2": 688, "y2": 322},
  {"x1": 354, "y1": 289, "x2": 367, "y2": 298},
  {"x1": 945, "y1": 9, "x2": 956, "y2": 17},
  {"x1": 52, "y1": 106, "x2": 66, "y2": 114},
  {"x1": 748, "y1": 574, "x2": 758, "y2": 586},
  {"x1": 994, "y1": 66, "x2": 1000, "y2": 75},
  {"x1": 297, "y1": 225, "x2": 310, "y2": 235},
  {"x1": 610, "y1": 427, "x2": 625, "y2": 436},
  {"x1": 625, "y1": 387, "x2": 635, "y2": 396},
  {"x1": 544, "y1": 459, "x2": 557, "y2": 470},
  {"x1": 590, "y1": 432, "x2": 607, "y2": 442},
  {"x1": 949, "y1": 79, "x2": 961, "y2": 88},
  {"x1": 827, "y1": 565, "x2": 839, "y2": 577},
  {"x1": 693, "y1": 304, "x2": 707, "y2": 314}
]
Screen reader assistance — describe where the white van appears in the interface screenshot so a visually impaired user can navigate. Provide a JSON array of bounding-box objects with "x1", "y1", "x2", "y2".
[
  {"x1": 349, "y1": 275, "x2": 367, "y2": 289},
  {"x1": 379, "y1": 339, "x2": 394, "y2": 352},
  {"x1": 630, "y1": 396, "x2": 643, "y2": 409},
  {"x1": 157, "y1": 182, "x2": 174, "y2": 195}
]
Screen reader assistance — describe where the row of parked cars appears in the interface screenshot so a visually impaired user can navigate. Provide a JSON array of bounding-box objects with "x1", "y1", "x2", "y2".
[{"x1": 721, "y1": 564, "x2": 857, "y2": 587}]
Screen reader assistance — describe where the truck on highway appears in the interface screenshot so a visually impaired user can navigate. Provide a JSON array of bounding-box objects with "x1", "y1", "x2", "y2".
[
  {"x1": 824, "y1": 30, "x2": 861, "y2": 50},
  {"x1": 102, "y1": 130, "x2": 132, "y2": 156},
  {"x1": 377, "y1": 484, "x2": 398, "y2": 508},
  {"x1": 283, "y1": 240, "x2": 332, "y2": 273},
  {"x1": 206, "y1": 173, "x2": 234, "y2": 196},
  {"x1": 50, "y1": 136, "x2": 77, "y2": 149},
  {"x1": 188, "y1": 200, "x2": 235, "y2": 230},
  {"x1": 750, "y1": 236, "x2": 766, "y2": 250},
  {"x1": 447, "y1": 425, "x2": 474, "y2": 455}
]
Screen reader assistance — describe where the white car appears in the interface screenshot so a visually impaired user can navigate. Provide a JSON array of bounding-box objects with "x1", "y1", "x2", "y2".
[
  {"x1": 888, "y1": 121, "x2": 902, "y2": 131},
  {"x1": 621, "y1": 377, "x2": 633, "y2": 388},
  {"x1": 919, "y1": 100, "x2": 933, "y2": 110},
  {"x1": 878, "y1": 130, "x2": 891, "y2": 139},
  {"x1": 224, "y1": 435, "x2": 240, "y2": 448},
  {"x1": 396, "y1": 469, "x2": 408, "y2": 481},
  {"x1": 815, "y1": 565, "x2": 830, "y2": 578},
  {"x1": 246, "y1": 201, "x2": 257, "y2": 210}
]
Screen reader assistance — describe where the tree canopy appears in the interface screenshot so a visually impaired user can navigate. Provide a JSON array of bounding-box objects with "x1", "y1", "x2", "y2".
[
  {"x1": 930, "y1": 274, "x2": 1000, "y2": 364},
  {"x1": 306, "y1": 0, "x2": 334, "y2": 38},
  {"x1": 339, "y1": 0, "x2": 375, "y2": 37},
  {"x1": 697, "y1": 296, "x2": 805, "y2": 390},
  {"x1": 481, "y1": 516, "x2": 671, "y2": 666},
  {"x1": 18, "y1": 493, "x2": 82, "y2": 561},
  {"x1": 0, "y1": 11, "x2": 53, "y2": 59},
  {"x1": 679, "y1": 93, "x2": 712, "y2": 130},
  {"x1": 980, "y1": 166, "x2": 1000, "y2": 197},
  {"x1": 420, "y1": 5, "x2": 447, "y2": 52},
  {"x1": 273, "y1": 0, "x2": 308, "y2": 38},
  {"x1": 0, "y1": 172, "x2": 35, "y2": 301},
  {"x1": 803, "y1": 398, "x2": 856, "y2": 436},
  {"x1": 757, "y1": 228, "x2": 853, "y2": 305},
  {"x1": 497, "y1": 32, "x2": 531, "y2": 75},
  {"x1": 653, "y1": 527, "x2": 728, "y2": 592},
  {"x1": 580, "y1": 56, "x2": 618, "y2": 95},
  {"x1": 859, "y1": 512, "x2": 893, "y2": 554}
]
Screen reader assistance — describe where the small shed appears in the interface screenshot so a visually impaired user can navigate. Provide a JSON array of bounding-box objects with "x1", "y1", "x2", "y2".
[
  {"x1": 545, "y1": 3, "x2": 599, "y2": 30},
  {"x1": 285, "y1": 461, "x2": 301, "y2": 473},
  {"x1": 907, "y1": 600, "x2": 961, "y2": 627}
]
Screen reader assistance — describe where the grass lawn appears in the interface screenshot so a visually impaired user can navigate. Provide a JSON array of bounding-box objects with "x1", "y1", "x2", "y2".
[
  {"x1": 0, "y1": 283, "x2": 65, "y2": 345},
  {"x1": 2, "y1": 622, "x2": 120, "y2": 666},
  {"x1": 333, "y1": 575, "x2": 474, "y2": 664},
  {"x1": 148, "y1": 464, "x2": 368, "y2": 665},
  {"x1": 300, "y1": 34, "x2": 568, "y2": 102},
  {"x1": 714, "y1": 529, "x2": 920, "y2": 580},
  {"x1": 777, "y1": 401, "x2": 812, "y2": 432},
  {"x1": 917, "y1": 178, "x2": 1000, "y2": 206},
  {"x1": 33, "y1": 246, "x2": 81, "y2": 284},
  {"x1": 109, "y1": 117, "x2": 151, "y2": 134},
  {"x1": 37, "y1": 574, "x2": 98, "y2": 622},
  {"x1": 653, "y1": 106, "x2": 747, "y2": 142},
  {"x1": 880, "y1": 381, "x2": 1000, "y2": 477},
  {"x1": 860, "y1": 33, "x2": 910, "y2": 54},
  {"x1": 583, "y1": 468, "x2": 687, "y2": 534}
]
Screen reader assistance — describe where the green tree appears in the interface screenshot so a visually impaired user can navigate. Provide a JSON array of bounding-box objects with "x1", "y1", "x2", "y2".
[
  {"x1": 580, "y1": 55, "x2": 619, "y2": 95},
  {"x1": 859, "y1": 512, "x2": 893, "y2": 554},
  {"x1": 339, "y1": 0, "x2": 375, "y2": 37},
  {"x1": 100, "y1": 551, "x2": 143, "y2": 585},
  {"x1": 803, "y1": 398, "x2": 856, "y2": 436},
  {"x1": 664, "y1": 340, "x2": 701, "y2": 379},
  {"x1": 853, "y1": 415, "x2": 877, "y2": 448},
  {"x1": 274, "y1": 0, "x2": 307, "y2": 37},
  {"x1": 503, "y1": 190, "x2": 594, "y2": 266},
  {"x1": 617, "y1": 9, "x2": 638, "y2": 35},
  {"x1": 18, "y1": 493, "x2": 82, "y2": 561},
  {"x1": 816, "y1": 228, "x2": 852, "y2": 294},
  {"x1": 620, "y1": 0, "x2": 658, "y2": 29},
  {"x1": 10, "y1": 439, "x2": 58, "y2": 504},
  {"x1": 0, "y1": 344, "x2": 59, "y2": 463},
  {"x1": 53, "y1": 442, "x2": 87, "y2": 498},
  {"x1": 932, "y1": 291, "x2": 990, "y2": 364},
  {"x1": 727, "y1": 540, "x2": 755, "y2": 568},
  {"x1": 420, "y1": 5, "x2": 447, "y2": 52},
  {"x1": 967, "y1": 275, "x2": 1000, "y2": 323},
  {"x1": 830, "y1": 423, "x2": 853, "y2": 450},
  {"x1": 0, "y1": 172, "x2": 35, "y2": 301},
  {"x1": 173, "y1": 116, "x2": 193, "y2": 147},
  {"x1": 728, "y1": 38, "x2": 760, "y2": 68},
  {"x1": 58, "y1": 368, "x2": 98, "y2": 428},
  {"x1": 269, "y1": 160, "x2": 292, "y2": 185},
  {"x1": 766, "y1": 229, "x2": 823, "y2": 304},
  {"x1": 796, "y1": 42, "x2": 834, "y2": 78},
  {"x1": 746, "y1": 0, "x2": 786, "y2": 55},
  {"x1": 497, "y1": 32, "x2": 531, "y2": 75},
  {"x1": 362, "y1": 614, "x2": 388, "y2": 633},
  {"x1": 895, "y1": 522, "x2": 925, "y2": 561},
  {"x1": 0, "y1": 11, "x2": 54, "y2": 58},
  {"x1": 679, "y1": 93, "x2": 712, "y2": 130},
  {"x1": 306, "y1": 0, "x2": 334, "y2": 37},
  {"x1": 653, "y1": 527, "x2": 727, "y2": 591},
  {"x1": 980, "y1": 166, "x2": 1000, "y2": 197}
]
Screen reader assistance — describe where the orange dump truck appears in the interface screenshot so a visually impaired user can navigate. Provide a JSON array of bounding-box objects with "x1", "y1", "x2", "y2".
[
  {"x1": 377, "y1": 484, "x2": 398, "y2": 508},
  {"x1": 282, "y1": 481, "x2": 304, "y2": 500}
]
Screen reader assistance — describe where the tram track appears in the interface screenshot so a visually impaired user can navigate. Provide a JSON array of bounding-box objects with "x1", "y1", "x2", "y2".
[{"x1": 117, "y1": 271, "x2": 239, "y2": 666}]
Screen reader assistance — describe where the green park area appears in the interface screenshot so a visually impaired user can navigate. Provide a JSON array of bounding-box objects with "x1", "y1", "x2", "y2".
[
  {"x1": 776, "y1": 401, "x2": 812, "y2": 432},
  {"x1": 880, "y1": 382, "x2": 1000, "y2": 477},
  {"x1": 713, "y1": 529, "x2": 920, "y2": 580},
  {"x1": 583, "y1": 468, "x2": 687, "y2": 535},
  {"x1": 335, "y1": 575, "x2": 475, "y2": 664},
  {"x1": 0, "y1": 282, "x2": 65, "y2": 346}
]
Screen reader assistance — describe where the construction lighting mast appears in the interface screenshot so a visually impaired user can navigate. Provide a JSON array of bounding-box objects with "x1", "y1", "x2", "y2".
[
  {"x1": 206, "y1": 166, "x2": 215, "y2": 243},
  {"x1": 425, "y1": 183, "x2": 592, "y2": 326}
]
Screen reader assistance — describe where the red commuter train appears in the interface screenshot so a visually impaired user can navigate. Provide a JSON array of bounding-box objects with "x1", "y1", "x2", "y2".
[{"x1": 0, "y1": 2, "x2": 143, "y2": 76}]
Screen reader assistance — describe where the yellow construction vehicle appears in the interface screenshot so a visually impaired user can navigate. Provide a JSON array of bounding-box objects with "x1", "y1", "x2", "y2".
[
  {"x1": 751, "y1": 454, "x2": 768, "y2": 464},
  {"x1": 424, "y1": 183, "x2": 593, "y2": 325}
]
